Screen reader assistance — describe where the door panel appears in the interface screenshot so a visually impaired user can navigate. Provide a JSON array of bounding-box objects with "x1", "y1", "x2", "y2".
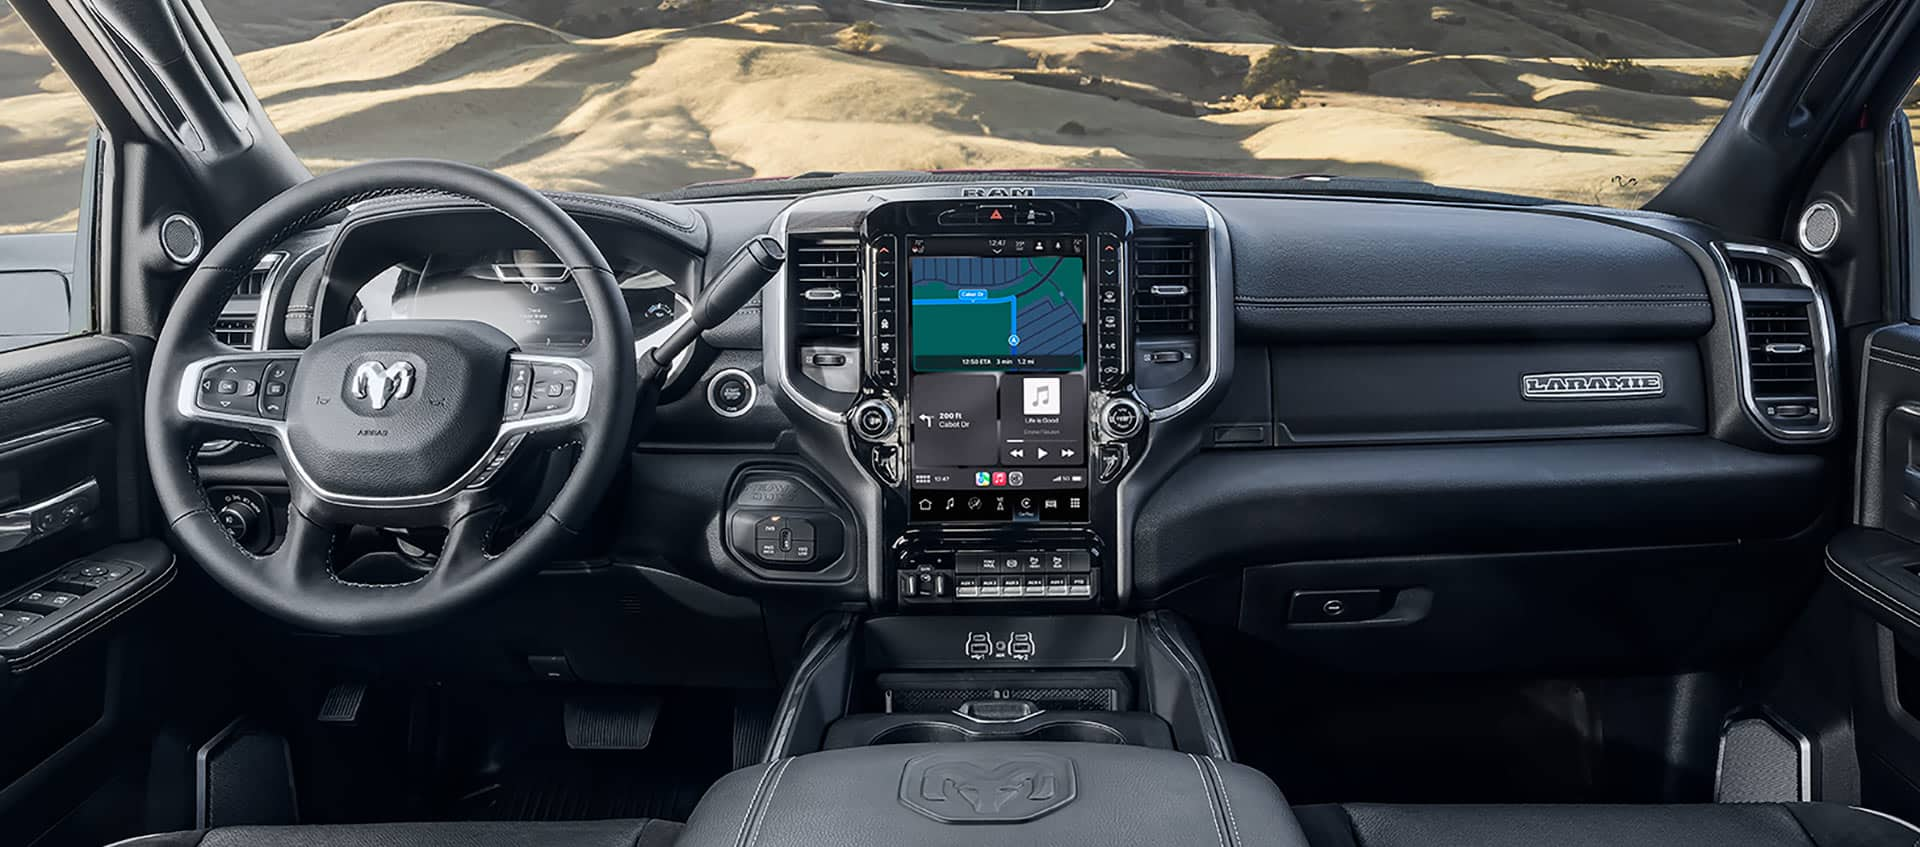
[
  {"x1": 0, "y1": 332, "x2": 196, "y2": 846},
  {"x1": 1833, "y1": 324, "x2": 1920, "y2": 821}
]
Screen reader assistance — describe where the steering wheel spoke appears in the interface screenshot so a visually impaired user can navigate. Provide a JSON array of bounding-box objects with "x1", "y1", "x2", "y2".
[
  {"x1": 178, "y1": 352, "x2": 302, "y2": 437},
  {"x1": 263, "y1": 504, "x2": 345, "y2": 588}
]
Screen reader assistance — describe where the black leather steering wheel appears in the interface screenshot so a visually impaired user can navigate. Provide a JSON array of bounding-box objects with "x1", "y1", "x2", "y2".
[{"x1": 145, "y1": 160, "x2": 637, "y2": 635}]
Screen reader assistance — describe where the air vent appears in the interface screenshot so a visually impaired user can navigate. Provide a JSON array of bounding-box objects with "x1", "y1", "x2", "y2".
[
  {"x1": 1725, "y1": 246, "x2": 1832, "y2": 439},
  {"x1": 1132, "y1": 233, "x2": 1201, "y2": 337},
  {"x1": 213, "y1": 317, "x2": 256, "y2": 348},
  {"x1": 1743, "y1": 303, "x2": 1818, "y2": 405},
  {"x1": 233, "y1": 261, "x2": 270, "y2": 297},
  {"x1": 790, "y1": 236, "x2": 861, "y2": 339}
]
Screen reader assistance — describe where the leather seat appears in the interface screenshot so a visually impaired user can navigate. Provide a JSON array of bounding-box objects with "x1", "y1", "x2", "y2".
[
  {"x1": 108, "y1": 819, "x2": 683, "y2": 847},
  {"x1": 1293, "y1": 802, "x2": 1920, "y2": 847},
  {"x1": 674, "y1": 742, "x2": 1308, "y2": 847}
]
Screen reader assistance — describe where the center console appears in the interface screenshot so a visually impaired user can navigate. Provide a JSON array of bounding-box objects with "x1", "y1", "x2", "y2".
[{"x1": 761, "y1": 184, "x2": 1231, "y2": 611}]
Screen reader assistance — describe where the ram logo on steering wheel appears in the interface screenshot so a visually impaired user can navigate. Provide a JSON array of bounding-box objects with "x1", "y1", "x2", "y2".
[{"x1": 347, "y1": 360, "x2": 416, "y2": 412}]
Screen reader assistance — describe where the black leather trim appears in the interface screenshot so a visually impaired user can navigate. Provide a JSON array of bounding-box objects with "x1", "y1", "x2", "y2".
[
  {"x1": 1301, "y1": 803, "x2": 1915, "y2": 847},
  {"x1": 5, "y1": 547, "x2": 174, "y2": 674},
  {"x1": 1293, "y1": 806, "x2": 1360, "y2": 847},
  {"x1": 1143, "y1": 611, "x2": 1235, "y2": 759},
  {"x1": 676, "y1": 743, "x2": 1311, "y2": 847},
  {"x1": 1209, "y1": 196, "x2": 1713, "y2": 342},
  {"x1": 1825, "y1": 527, "x2": 1920, "y2": 635},
  {"x1": 119, "y1": 820, "x2": 684, "y2": 847},
  {"x1": 762, "y1": 613, "x2": 856, "y2": 761}
]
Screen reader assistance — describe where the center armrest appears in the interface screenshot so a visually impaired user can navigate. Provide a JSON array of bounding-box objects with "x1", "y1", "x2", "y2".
[{"x1": 675, "y1": 742, "x2": 1308, "y2": 847}]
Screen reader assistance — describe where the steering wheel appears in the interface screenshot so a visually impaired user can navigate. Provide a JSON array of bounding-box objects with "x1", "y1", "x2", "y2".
[{"x1": 145, "y1": 160, "x2": 638, "y2": 635}]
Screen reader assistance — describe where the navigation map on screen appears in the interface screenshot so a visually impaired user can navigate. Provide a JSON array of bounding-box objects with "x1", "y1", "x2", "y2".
[{"x1": 910, "y1": 252, "x2": 1086, "y2": 372}]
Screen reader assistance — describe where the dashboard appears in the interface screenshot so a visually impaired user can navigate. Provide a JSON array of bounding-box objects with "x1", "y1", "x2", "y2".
[{"x1": 220, "y1": 177, "x2": 1842, "y2": 675}]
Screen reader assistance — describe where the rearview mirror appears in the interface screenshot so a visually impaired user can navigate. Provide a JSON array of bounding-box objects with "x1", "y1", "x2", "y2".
[{"x1": 858, "y1": 0, "x2": 1111, "y2": 12}]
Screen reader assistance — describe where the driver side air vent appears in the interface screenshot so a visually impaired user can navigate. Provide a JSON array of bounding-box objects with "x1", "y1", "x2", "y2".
[
  {"x1": 212, "y1": 317, "x2": 257, "y2": 348},
  {"x1": 1132, "y1": 233, "x2": 1201, "y2": 337},
  {"x1": 791, "y1": 236, "x2": 861, "y2": 339},
  {"x1": 1724, "y1": 245, "x2": 1834, "y2": 440}
]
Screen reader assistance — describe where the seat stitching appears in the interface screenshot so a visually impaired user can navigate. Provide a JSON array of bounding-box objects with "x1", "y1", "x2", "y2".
[
  {"x1": 732, "y1": 760, "x2": 781, "y2": 847},
  {"x1": 1203, "y1": 757, "x2": 1243, "y2": 847},
  {"x1": 1189, "y1": 754, "x2": 1228, "y2": 847},
  {"x1": 745, "y1": 757, "x2": 794, "y2": 847}
]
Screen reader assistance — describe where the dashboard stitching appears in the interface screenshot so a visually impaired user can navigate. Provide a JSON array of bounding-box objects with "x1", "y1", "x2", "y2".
[
  {"x1": 1825, "y1": 551, "x2": 1920, "y2": 628},
  {"x1": 0, "y1": 360, "x2": 131, "y2": 406},
  {"x1": 1870, "y1": 355, "x2": 1920, "y2": 377},
  {"x1": 1872, "y1": 346, "x2": 1920, "y2": 366},
  {"x1": 548, "y1": 191, "x2": 700, "y2": 234}
]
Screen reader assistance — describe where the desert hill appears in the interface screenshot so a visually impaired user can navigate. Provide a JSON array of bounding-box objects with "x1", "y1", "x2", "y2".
[{"x1": 0, "y1": 0, "x2": 1832, "y2": 233}]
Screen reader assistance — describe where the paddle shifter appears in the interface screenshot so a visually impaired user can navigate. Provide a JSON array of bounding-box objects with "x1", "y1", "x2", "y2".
[{"x1": 637, "y1": 234, "x2": 784, "y2": 385}]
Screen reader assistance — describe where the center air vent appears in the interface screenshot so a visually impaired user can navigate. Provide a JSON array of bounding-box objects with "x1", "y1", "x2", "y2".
[
  {"x1": 791, "y1": 236, "x2": 861, "y2": 339},
  {"x1": 1725, "y1": 245, "x2": 1833, "y2": 439},
  {"x1": 1132, "y1": 233, "x2": 1201, "y2": 337}
]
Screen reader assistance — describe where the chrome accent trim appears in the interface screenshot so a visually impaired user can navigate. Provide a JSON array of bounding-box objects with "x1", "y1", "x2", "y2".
[
  {"x1": 177, "y1": 351, "x2": 592, "y2": 508},
  {"x1": 1147, "y1": 284, "x2": 1188, "y2": 297},
  {"x1": 1711, "y1": 709, "x2": 1812, "y2": 803},
  {"x1": 159, "y1": 212, "x2": 203, "y2": 264},
  {"x1": 706, "y1": 367, "x2": 758, "y2": 419},
  {"x1": 1714, "y1": 242, "x2": 1838, "y2": 441},
  {"x1": 1797, "y1": 200, "x2": 1840, "y2": 255},
  {"x1": 1148, "y1": 199, "x2": 1230, "y2": 421},
  {"x1": 1850, "y1": 807, "x2": 1920, "y2": 834},
  {"x1": 1520, "y1": 371, "x2": 1665, "y2": 400},
  {"x1": 0, "y1": 478, "x2": 100, "y2": 553},
  {"x1": 0, "y1": 417, "x2": 106, "y2": 457},
  {"x1": 252, "y1": 246, "x2": 320, "y2": 352}
]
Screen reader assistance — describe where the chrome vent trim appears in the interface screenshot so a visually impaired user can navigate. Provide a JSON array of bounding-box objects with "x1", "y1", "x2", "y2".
[
  {"x1": 1717, "y1": 243, "x2": 1837, "y2": 441},
  {"x1": 1132, "y1": 233, "x2": 1200, "y2": 337},
  {"x1": 790, "y1": 236, "x2": 862, "y2": 339}
]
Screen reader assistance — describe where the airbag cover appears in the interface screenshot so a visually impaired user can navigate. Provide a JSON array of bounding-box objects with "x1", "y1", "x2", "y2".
[{"x1": 285, "y1": 320, "x2": 513, "y2": 499}]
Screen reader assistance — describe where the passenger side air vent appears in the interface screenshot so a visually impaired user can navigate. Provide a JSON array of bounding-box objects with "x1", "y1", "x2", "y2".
[
  {"x1": 1743, "y1": 303, "x2": 1818, "y2": 405},
  {"x1": 1725, "y1": 245, "x2": 1833, "y2": 440},
  {"x1": 1132, "y1": 233, "x2": 1201, "y2": 337},
  {"x1": 791, "y1": 236, "x2": 861, "y2": 339}
]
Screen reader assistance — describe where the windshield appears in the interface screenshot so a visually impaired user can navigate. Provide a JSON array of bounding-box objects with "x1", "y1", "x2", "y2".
[{"x1": 2, "y1": 0, "x2": 1792, "y2": 227}]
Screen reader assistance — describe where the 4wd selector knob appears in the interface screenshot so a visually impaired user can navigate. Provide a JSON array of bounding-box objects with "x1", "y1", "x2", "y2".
[
  {"x1": 1101, "y1": 397, "x2": 1145, "y2": 440},
  {"x1": 852, "y1": 399, "x2": 896, "y2": 441}
]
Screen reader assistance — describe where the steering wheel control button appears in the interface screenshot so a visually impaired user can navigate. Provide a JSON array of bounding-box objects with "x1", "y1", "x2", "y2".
[
  {"x1": 852, "y1": 399, "x2": 896, "y2": 441},
  {"x1": 706, "y1": 368, "x2": 756, "y2": 418},
  {"x1": 503, "y1": 363, "x2": 533, "y2": 420},
  {"x1": 525, "y1": 364, "x2": 580, "y2": 416},
  {"x1": 467, "y1": 433, "x2": 527, "y2": 489},
  {"x1": 1101, "y1": 397, "x2": 1145, "y2": 440},
  {"x1": 197, "y1": 360, "x2": 269, "y2": 414}
]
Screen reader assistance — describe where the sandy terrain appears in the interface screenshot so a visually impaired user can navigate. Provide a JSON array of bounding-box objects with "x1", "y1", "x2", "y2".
[{"x1": 0, "y1": 0, "x2": 1838, "y2": 233}]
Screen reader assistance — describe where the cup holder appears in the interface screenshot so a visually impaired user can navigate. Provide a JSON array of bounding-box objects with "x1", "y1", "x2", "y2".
[{"x1": 867, "y1": 718, "x2": 1127, "y2": 746}]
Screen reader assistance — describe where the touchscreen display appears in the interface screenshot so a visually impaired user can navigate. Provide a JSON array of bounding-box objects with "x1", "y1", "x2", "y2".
[
  {"x1": 909, "y1": 241, "x2": 1086, "y2": 372},
  {"x1": 907, "y1": 237, "x2": 1089, "y2": 523}
]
